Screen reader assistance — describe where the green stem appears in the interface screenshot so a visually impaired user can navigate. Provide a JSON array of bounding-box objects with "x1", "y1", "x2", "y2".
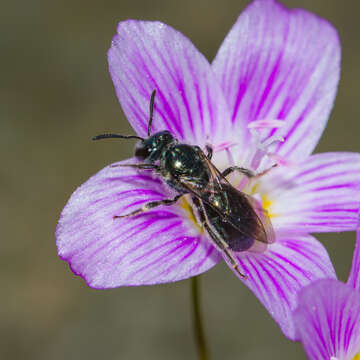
[{"x1": 191, "y1": 276, "x2": 209, "y2": 360}]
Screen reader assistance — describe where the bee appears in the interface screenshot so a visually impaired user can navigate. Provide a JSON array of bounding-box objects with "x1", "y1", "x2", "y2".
[{"x1": 93, "y1": 90, "x2": 275, "y2": 278}]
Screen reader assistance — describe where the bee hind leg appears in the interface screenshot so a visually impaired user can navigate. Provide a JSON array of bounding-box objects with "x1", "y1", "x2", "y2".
[
  {"x1": 203, "y1": 222, "x2": 247, "y2": 280},
  {"x1": 113, "y1": 194, "x2": 183, "y2": 219},
  {"x1": 193, "y1": 196, "x2": 247, "y2": 279}
]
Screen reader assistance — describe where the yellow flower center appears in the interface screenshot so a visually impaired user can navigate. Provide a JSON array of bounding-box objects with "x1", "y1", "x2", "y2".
[
  {"x1": 178, "y1": 180, "x2": 277, "y2": 237},
  {"x1": 250, "y1": 183, "x2": 277, "y2": 219},
  {"x1": 179, "y1": 196, "x2": 203, "y2": 234},
  {"x1": 260, "y1": 193, "x2": 275, "y2": 218}
]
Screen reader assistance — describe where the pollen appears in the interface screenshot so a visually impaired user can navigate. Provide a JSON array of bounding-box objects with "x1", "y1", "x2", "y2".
[
  {"x1": 250, "y1": 184, "x2": 277, "y2": 219},
  {"x1": 261, "y1": 194, "x2": 272, "y2": 213},
  {"x1": 261, "y1": 193, "x2": 278, "y2": 219},
  {"x1": 179, "y1": 196, "x2": 203, "y2": 234},
  {"x1": 352, "y1": 354, "x2": 360, "y2": 360}
]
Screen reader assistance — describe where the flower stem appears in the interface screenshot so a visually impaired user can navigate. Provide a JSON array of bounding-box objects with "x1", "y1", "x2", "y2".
[{"x1": 191, "y1": 276, "x2": 209, "y2": 360}]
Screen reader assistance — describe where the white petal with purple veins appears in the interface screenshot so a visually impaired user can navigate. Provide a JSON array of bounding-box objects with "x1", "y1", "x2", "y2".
[
  {"x1": 108, "y1": 20, "x2": 231, "y2": 147},
  {"x1": 348, "y1": 218, "x2": 360, "y2": 292},
  {"x1": 56, "y1": 159, "x2": 221, "y2": 288},
  {"x1": 259, "y1": 152, "x2": 360, "y2": 233},
  {"x1": 227, "y1": 234, "x2": 336, "y2": 339},
  {"x1": 212, "y1": 0, "x2": 340, "y2": 161},
  {"x1": 294, "y1": 280, "x2": 360, "y2": 360}
]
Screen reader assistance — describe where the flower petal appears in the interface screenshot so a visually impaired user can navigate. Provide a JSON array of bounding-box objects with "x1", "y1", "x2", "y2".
[
  {"x1": 212, "y1": 0, "x2": 340, "y2": 161},
  {"x1": 261, "y1": 152, "x2": 360, "y2": 233},
  {"x1": 229, "y1": 234, "x2": 336, "y2": 339},
  {"x1": 108, "y1": 20, "x2": 231, "y2": 147},
  {"x1": 348, "y1": 217, "x2": 360, "y2": 292},
  {"x1": 294, "y1": 280, "x2": 360, "y2": 360},
  {"x1": 56, "y1": 159, "x2": 221, "y2": 288}
]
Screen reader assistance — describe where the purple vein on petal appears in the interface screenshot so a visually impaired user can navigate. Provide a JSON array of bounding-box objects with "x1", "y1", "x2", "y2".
[
  {"x1": 110, "y1": 215, "x2": 179, "y2": 259},
  {"x1": 87, "y1": 217, "x2": 173, "y2": 264},
  {"x1": 253, "y1": 12, "x2": 291, "y2": 120},
  {"x1": 102, "y1": 220, "x2": 159, "y2": 262},
  {"x1": 256, "y1": 256, "x2": 291, "y2": 306},
  {"x1": 239, "y1": 255, "x2": 272, "y2": 304},
  {"x1": 126, "y1": 221, "x2": 184, "y2": 265},
  {"x1": 148, "y1": 238, "x2": 201, "y2": 282},
  {"x1": 336, "y1": 301, "x2": 343, "y2": 354},
  {"x1": 266, "y1": 253, "x2": 303, "y2": 286},
  {"x1": 112, "y1": 27, "x2": 183, "y2": 137},
  {"x1": 249, "y1": 255, "x2": 278, "y2": 301},
  {"x1": 129, "y1": 39, "x2": 184, "y2": 136},
  {"x1": 269, "y1": 250, "x2": 311, "y2": 282},
  {"x1": 281, "y1": 240, "x2": 329, "y2": 276},
  {"x1": 343, "y1": 315, "x2": 353, "y2": 353},
  {"x1": 127, "y1": 236, "x2": 195, "y2": 281},
  {"x1": 189, "y1": 243, "x2": 215, "y2": 273},
  {"x1": 299, "y1": 171, "x2": 359, "y2": 187},
  {"x1": 295, "y1": 158, "x2": 354, "y2": 177},
  {"x1": 276, "y1": 48, "x2": 338, "y2": 158},
  {"x1": 69, "y1": 215, "x2": 160, "y2": 262}
]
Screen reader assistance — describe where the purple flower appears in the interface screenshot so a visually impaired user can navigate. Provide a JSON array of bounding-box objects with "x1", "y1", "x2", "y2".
[
  {"x1": 56, "y1": 0, "x2": 360, "y2": 339},
  {"x1": 294, "y1": 223, "x2": 360, "y2": 360}
]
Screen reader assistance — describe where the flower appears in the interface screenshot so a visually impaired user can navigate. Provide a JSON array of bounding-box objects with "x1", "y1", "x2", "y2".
[
  {"x1": 293, "y1": 222, "x2": 360, "y2": 360},
  {"x1": 56, "y1": 0, "x2": 360, "y2": 339}
]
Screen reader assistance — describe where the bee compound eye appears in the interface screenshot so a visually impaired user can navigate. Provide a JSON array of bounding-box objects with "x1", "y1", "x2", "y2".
[{"x1": 134, "y1": 143, "x2": 149, "y2": 160}]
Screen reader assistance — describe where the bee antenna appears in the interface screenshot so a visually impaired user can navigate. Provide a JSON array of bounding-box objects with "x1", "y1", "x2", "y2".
[
  {"x1": 147, "y1": 90, "x2": 157, "y2": 136},
  {"x1": 92, "y1": 134, "x2": 144, "y2": 141}
]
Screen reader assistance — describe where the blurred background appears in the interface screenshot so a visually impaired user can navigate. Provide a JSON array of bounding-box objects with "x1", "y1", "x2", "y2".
[{"x1": 2, "y1": 0, "x2": 359, "y2": 359}]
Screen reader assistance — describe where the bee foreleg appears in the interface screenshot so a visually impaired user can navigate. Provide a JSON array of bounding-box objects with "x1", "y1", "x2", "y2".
[
  {"x1": 113, "y1": 194, "x2": 183, "y2": 219},
  {"x1": 222, "y1": 164, "x2": 278, "y2": 179},
  {"x1": 253, "y1": 163, "x2": 278, "y2": 178},
  {"x1": 222, "y1": 166, "x2": 255, "y2": 178}
]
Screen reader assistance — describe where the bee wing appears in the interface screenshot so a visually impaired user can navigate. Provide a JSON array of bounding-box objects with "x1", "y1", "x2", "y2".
[
  {"x1": 200, "y1": 152, "x2": 275, "y2": 245},
  {"x1": 181, "y1": 148, "x2": 275, "y2": 246},
  {"x1": 241, "y1": 192, "x2": 276, "y2": 245},
  {"x1": 198, "y1": 152, "x2": 275, "y2": 244}
]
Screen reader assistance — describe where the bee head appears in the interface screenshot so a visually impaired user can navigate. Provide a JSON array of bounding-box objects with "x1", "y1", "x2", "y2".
[{"x1": 135, "y1": 130, "x2": 175, "y2": 162}]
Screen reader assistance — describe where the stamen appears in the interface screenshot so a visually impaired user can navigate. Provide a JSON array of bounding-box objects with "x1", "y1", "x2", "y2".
[
  {"x1": 267, "y1": 153, "x2": 294, "y2": 167},
  {"x1": 225, "y1": 148, "x2": 235, "y2": 167},
  {"x1": 262, "y1": 134, "x2": 284, "y2": 149},
  {"x1": 248, "y1": 119, "x2": 286, "y2": 129},
  {"x1": 212, "y1": 141, "x2": 238, "y2": 168},
  {"x1": 247, "y1": 127, "x2": 285, "y2": 171},
  {"x1": 212, "y1": 141, "x2": 237, "y2": 152}
]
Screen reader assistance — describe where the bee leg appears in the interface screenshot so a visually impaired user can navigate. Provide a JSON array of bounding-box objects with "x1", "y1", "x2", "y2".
[
  {"x1": 222, "y1": 166, "x2": 255, "y2": 178},
  {"x1": 222, "y1": 164, "x2": 277, "y2": 179},
  {"x1": 195, "y1": 199, "x2": 247, "y2": 279},
  {"x1": 113, "y1": 194, "x2": 183, "y2": 219},
  {"x1": 110, "y1": 163, "x2": 160, "y2": 171},
  {"x1": 253, "y1": 163, "x2": 278, "y2": 178},
  {"x1": 190, "y1": 197, "x2": 206, "y2": 228},
  {"x1": 205, "y1": 144, "x2": 213, "y2": 160},
  {"x1": 204, "y1": 223, "x2": 247, "y2": 279}
]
